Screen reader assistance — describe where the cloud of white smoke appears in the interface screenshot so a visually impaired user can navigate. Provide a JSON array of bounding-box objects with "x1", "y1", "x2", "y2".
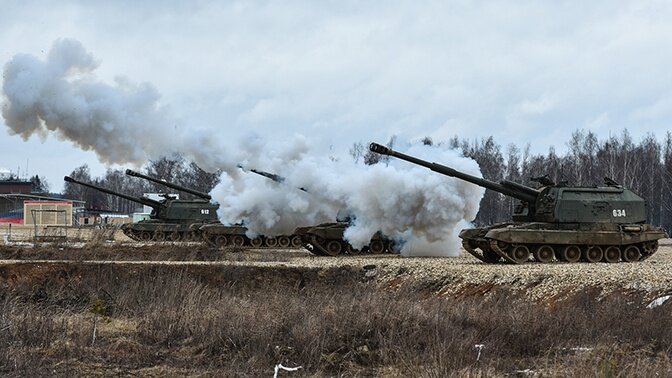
[
  {"x1": 2, "y1": 39, "x2": 171, "y2": 165},
  {"x1": 212, "y1": 135, "x2": 484, "y2": 256},
  {"x1": 1, "y1": 38, "x2": 232, "y2": 171}
]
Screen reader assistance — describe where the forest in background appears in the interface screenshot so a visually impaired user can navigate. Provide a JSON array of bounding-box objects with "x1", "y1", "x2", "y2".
[
  {"x1": 63, "y1": 128, "x2": 672, "y2": 233},
  {"x1": 452, "y1": 129, "x2": 672, "y2": 232}
]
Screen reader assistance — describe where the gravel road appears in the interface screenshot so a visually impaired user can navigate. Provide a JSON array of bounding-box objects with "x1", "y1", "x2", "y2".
[{"x1": 1, "y1": 239, "x2": 671, "y2": 300}]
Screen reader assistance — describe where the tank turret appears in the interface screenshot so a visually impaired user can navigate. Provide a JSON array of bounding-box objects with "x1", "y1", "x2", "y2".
[{"x1": 369, "y1": 142, "x2": 667, "y2": 264}]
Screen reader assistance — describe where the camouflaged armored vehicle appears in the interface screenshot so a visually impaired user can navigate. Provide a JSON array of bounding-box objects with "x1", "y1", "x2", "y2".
[
  {"x1": 64, "y1": 173, "x2": 219, "y2": 242},
  {"x1": 369, "y1": 142, "x2": 667, "y2": 264},
  {"x1": 294, "y1": 221, "x2": 398, "y2": 256},
  {"x1": 229, "y1": 166, "x2": 397, "y2": 255}
]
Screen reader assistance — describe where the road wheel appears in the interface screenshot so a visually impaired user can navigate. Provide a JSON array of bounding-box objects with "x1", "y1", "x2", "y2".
[
  {"x1": 533, "y1": 245, "x2": 554, "y2": 263},
  {"x1": 168, "y1": 232, "x2": 182, "y2": 242},
  {"x1": 290, "y1": 235, "x2": 303, "y2": 248},
  {"x1": 582, "y1": 246, "x2": 603, "y2": 263},
  {"x1": 153, "y1": 232, "x2": 166, "y2": 241},
  {"x1": 278, "y1": 236, "x2": 291, "y2": 248},
  {"x1": 231, "y1": 235, "x2": 245, "y2": 246},
  {"x1": 509, "y1": 245, "x2": 530, "y2": 264},
  {"x1": 603, "y1": 246, "x2": 620, "y2": 263},
  {"x1": 642, "y1": 241, "x2": 659, "y2": 255},
  {"x1": 250, "y1": 237, "x2": 263, "y2": 247},
  {"x1": 265, "y1": 237, "x2": 278, "y2": 247},
  {"x1": 622, "y1": 245, "x2": 641, "y2": 262},
  {"x1": 346, "y1": 243, "x2": 362, "y2": 255},
  {"x1": 560, "y1": 245, "x2": 581, "y2": 263},
  {"x1": 370, "y1": 240, "x2": 385, "y2": 254},
  {"x1": 325, "y1": 240, "x2": 343, "y2": 256},
  {"x1": 214, "y1": 235, "x2": 228, "y2": 248},
  {"x1": 387, "y1": 241, "x2": 400, "y2": 254},
  {"x1": 139, "y1": 232, "x2": 152, "y2": 242}
]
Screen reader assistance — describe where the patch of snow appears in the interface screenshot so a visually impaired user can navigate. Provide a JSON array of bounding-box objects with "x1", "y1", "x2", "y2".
[{"x1": 647, "y1": 295, "x2": 672, "y2": 309}]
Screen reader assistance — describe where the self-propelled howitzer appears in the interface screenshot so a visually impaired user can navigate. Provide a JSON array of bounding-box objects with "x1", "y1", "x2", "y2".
[
  {"x1": 64, "y1": 176, "x2": 218, "y2": 242},
  {"x1": 369, "y1": 142, "x2": 667, "y2": 264},
  {"x1": 239, "y1": 165, "x2": 398, "y2": 255}
]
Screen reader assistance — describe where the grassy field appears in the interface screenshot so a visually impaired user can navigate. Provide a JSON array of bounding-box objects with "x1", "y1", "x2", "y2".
[{"x1": 0, "y1": 250, "x2": 671, "y2": 377}]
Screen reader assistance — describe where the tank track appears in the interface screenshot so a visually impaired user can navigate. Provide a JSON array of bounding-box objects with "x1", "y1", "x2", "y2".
[
  {"x1": 121, "y1": 227, "x2": 199, "y2": 242},
  {"x1": 200, "y1": 230, "x2": 304, "y2": 249},
  {"x1": 300, "y1": 235, "x2": 399, "y2": 256},
  {"x1": 461, "y1": 236, "x2": 660, "y2": 264}
]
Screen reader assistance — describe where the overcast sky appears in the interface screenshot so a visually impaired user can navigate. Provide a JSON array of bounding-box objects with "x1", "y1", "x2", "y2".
[{"x1": 2, "y1": 1, "x2": 672, "y2": 192}]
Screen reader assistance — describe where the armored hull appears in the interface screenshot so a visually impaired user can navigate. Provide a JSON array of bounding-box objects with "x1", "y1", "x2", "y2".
[
  {"x1": 460, "y1": 222, "x2": 665, "y2": 264},
  {"x1": 197, "y1": 223, "x2": 303, "y2": 249},
  {"x1": 122, "y1": 220, "x2": 216, "y2": 242},
  {"x1": 294, "y1": 222, "x2": 398, "y2": 256}
]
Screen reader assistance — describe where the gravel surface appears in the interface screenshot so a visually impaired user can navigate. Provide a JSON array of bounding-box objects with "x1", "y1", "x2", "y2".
[
  {"x1": 230, "y1": 243, "x2": 672, "y2": 300},
  {"x1": 1, "y1": 239, "x2": 671, "y2": 300}
]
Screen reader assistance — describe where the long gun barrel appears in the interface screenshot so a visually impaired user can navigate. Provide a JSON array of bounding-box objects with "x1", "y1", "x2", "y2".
[
  {"x1": 250, "y1": 168, "x2": 285, "y2": 184},
  {"x1": 369, "y1": 143, "x2": 539, "y2": 204},
  {"x1": 64, "y1": 176, "x2": 163, "y2": 208},
  {"x1": 237, "y1": 165, "x2": 308, "y2": 192},
  {"x1": 125, "y1": 169, "x2": 212, "y2": 200}
]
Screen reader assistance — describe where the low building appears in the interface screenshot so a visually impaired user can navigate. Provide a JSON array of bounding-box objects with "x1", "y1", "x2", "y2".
[
  {"x1": 74, "y1": 208, "x2": 132, "y2": 227},
  {"x1": 23, "y1": 201, "x2": 73, "y2": 226}
]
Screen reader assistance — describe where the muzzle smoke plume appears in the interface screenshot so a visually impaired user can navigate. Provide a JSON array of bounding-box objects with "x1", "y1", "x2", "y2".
[
  {"x1": 1, "y1": 38, "x2": 231, "y2": 172},
  {"x1": 213, "y1": 135, "x2": 484, "y2": 256}
]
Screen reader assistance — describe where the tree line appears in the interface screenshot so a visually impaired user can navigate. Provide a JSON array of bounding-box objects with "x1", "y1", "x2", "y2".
[
  {"x1": 434, "y1": 129, "x2": 672, "y2": 232},
  {"x1": 351, "y1": 129, "x2": 672, "y2": 232},
  {"x1": 63, "y1": 128, "x2": 672, "y2": 234}
]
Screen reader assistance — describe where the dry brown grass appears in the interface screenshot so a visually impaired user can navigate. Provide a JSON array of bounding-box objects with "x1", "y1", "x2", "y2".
[
  {"x1": 0, "y1": 243, "x2": 302, "y2": 264},
  {"x1": 0, "y1": 263, "x2": 671, "y2": 377}
]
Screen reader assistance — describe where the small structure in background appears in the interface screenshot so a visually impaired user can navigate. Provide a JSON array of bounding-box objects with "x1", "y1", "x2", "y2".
[
  {"x1": 24, "y1": 201, "x2": 73, "y2": 243},
  {"x1": 0, "y1": 169, "x2": 86, "y2": 243},
  {"x1": 24, "y1": 201, "x2": 73, "y2": 226},
  {"x1": 74, "y1": 208, "x2": 132, "y2": 227}
]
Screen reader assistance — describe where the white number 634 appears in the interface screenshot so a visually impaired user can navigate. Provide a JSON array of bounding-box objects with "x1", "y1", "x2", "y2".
[{"x1": 612, "y1": 209, "x2": 627, "y2": 217}]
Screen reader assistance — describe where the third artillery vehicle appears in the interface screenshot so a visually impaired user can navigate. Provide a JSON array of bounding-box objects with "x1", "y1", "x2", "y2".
[
  {"x1": 204, "y1": 165, "x2": 399, "y2": 255},
  {"x1": 294, "y1": 217, "x2": 399, "y2": 256},
  {"x1": 369, "y1": 142, "x2": 667, "y2": 264}
]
